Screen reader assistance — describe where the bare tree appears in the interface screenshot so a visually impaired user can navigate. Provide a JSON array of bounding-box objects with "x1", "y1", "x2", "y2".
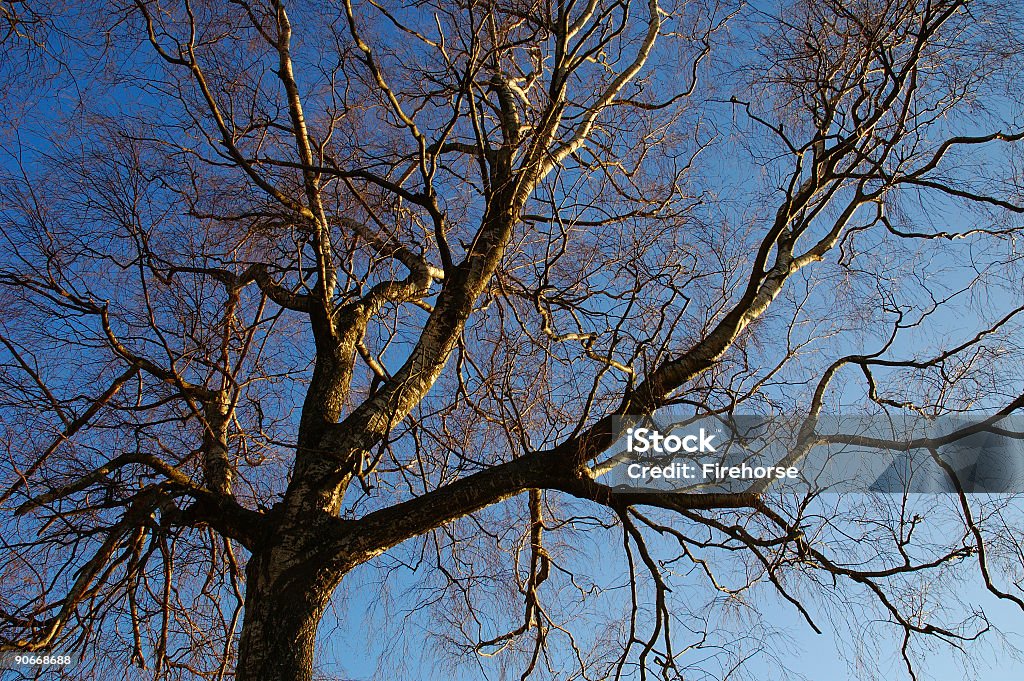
[{"x1": 3, "y1": 0, "x2": 1024, "y2": 679}]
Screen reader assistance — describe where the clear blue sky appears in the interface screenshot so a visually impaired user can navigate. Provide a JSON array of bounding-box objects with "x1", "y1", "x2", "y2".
[{"x1": 4, "y1": 2, "x2": 1024, "y2": 680}]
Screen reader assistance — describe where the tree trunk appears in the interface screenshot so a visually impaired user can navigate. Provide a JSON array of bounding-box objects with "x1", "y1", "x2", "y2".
[{"x1": 235, "y1": 542, "x2": 340, "y2": 681}]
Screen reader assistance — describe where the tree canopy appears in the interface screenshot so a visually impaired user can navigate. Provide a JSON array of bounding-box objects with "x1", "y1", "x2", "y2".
[{"x1": 3, "y1": 0, "x2": 1024, "y2": 679}]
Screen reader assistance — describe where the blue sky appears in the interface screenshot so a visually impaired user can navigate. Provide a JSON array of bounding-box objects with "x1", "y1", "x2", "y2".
[{"x1": 4, "y1": 2, "x2": 1024, "y2": 680}]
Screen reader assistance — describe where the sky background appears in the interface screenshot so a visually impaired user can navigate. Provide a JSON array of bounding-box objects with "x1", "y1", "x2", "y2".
[{"x1": 4, "y1": 1, "x2": 1024, "y2": 680}]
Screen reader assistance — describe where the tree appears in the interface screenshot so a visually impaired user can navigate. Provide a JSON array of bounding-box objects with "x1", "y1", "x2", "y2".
[{"x1": 3, "y1": 0, "x2": 1024, "y2": 678}]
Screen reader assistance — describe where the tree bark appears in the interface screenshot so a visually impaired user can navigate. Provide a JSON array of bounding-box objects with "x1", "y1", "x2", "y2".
[{"x1": 235, "y1": 541, "x2": 340, "y2": 681}]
